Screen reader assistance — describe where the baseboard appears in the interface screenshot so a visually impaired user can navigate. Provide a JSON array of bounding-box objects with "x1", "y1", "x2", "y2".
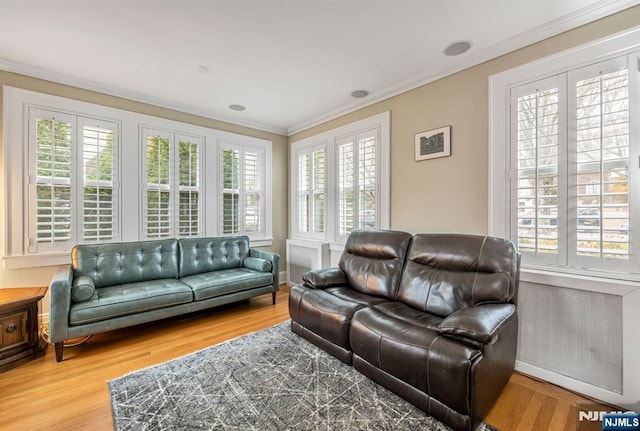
[{"x1": 515, "y1": 360, "x2": 637, "y2": 410}]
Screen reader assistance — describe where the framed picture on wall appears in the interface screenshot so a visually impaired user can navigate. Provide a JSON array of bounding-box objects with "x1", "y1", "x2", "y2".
[{"x1": 415, "y1": 126, "x2": 451, "y2": 161}]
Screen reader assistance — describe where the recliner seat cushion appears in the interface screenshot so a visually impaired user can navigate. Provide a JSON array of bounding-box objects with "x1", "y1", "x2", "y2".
[
  {"x1": 180, "y1": 268, "x2": 273, "y2": 301},
  {"x1": 289, "y1": 285, "x2": 387, "y2": 351},
  {"x1": 350, "y1": 306, "x2": 481, "y2": 415},
  {"x1": 69, "y1": 279, "x2": 192, "y2": 325}
]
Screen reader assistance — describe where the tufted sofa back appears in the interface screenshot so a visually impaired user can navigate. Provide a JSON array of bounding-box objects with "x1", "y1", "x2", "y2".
[
  {"x1": 396, "y1": 234, "x2": 519, "y2": 317},
  {"x1": 72, "y1": 239, "x2": 179, "y2": 288},
  {"x1": 338, "y1": 230, "x2": 412, "y2": 300},
  {"x1": 178, "y1": 236, "x2": 250, "y2": 277}
]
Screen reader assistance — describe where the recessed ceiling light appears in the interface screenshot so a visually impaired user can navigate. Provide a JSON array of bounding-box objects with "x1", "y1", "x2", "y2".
[
  {"x1": 196, "y1": 65, "x2": 210, "y2": 74},
  {"x1": 229, "y1": 104, "x2": 246, "y2": 111},
  {"x1": 351, "y1": 90, "x2": 369, "y2": 98},
  {"x1": 443, "y1": 41, "x2": 472, "y2": 56}
]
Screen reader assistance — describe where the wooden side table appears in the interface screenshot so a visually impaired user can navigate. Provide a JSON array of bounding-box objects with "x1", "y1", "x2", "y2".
[{"x1": 0, "y1": 286, "x2": 48, "y2": 372}]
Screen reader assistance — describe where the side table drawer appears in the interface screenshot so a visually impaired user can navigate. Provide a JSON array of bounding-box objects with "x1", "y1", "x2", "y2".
[{"x1": 0, "y1": 311, "x2": 28, "y2": 351}]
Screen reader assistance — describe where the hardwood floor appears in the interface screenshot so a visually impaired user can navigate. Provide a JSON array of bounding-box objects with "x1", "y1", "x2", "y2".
[{"x1": 0, "y1": 286, "x2": 609, "y2": 431}]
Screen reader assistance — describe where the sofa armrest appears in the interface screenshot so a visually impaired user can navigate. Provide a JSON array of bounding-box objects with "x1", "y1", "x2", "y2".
[
  {"x1": 302, "y1": 267, "x2": 347, "y2": 289},
  {"x1": 438, "y1": 303, "x2": 516, "y2": 345},
  {"x1": 48, "y1": 265, "x2": 74, "y2": 344},
  {"x1": 249, "y1": 249, "x2": 279, "y2": 290}
]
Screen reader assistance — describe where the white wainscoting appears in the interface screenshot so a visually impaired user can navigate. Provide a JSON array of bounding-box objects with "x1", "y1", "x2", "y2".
[{"x1": 515, "y1": 271, "x2": 640, "y2": 411}]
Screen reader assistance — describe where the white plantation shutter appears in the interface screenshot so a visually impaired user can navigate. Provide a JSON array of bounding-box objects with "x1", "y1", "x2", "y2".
[
  {"x1": 337, "y1": 128, "x2": 379, "y2": 241},
  {"x1": 177, "y1": 135, "x2": 201, "y2": 237},
  {"x1": 144, "y1": 130, "x2": 172, "y2": 239},
  {"x1": 244, "y1": 150, "x2": 262, "y2": 235},
  {"x1": 80, "y1": 118, "x2": 119, "y2": 242},
  {"x1": 568, "y1": 58, "x2": 630, "y2": 272},
  {"x1": 220, "y1": 144, "x2": 265, "y2": 237},
  {"x1": 296, "y1": 146, "x2": 326, "y2": 237},
  {"x1": 28, "y1": 108, "x2": 122, "y2": 253},
  {"x1": 509, "y1": 53, "x2": 637, "y2": 273},
  {"x1": 142, "y1": 129, "x2": 202, "y2": 239},
  {"x1": 338, "y1": 137, "x2": 355, "y2": 239},
  {"x1": 312, "y1": 150, "x2": 325, "y2": 234},
  {"x1": 29, "y1": 109, "x2": 75, "y2": 252},
  {"x1": 222, "y1": 148, "x2": 240, "y2": 234},
  {"x1": 298, "y1": 152, "x2": 310, "y2": 233},
  {"x1": 358, "y1": 131, "x2": 377, "y2": 230},
  {"x1": 511, "y1": 76, "x2": 566, "y2": 265}
]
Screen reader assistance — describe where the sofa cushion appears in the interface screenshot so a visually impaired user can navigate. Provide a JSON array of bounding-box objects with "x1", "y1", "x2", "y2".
[
  {"x1": 69, "y1": 279, "x2": 192, "y2": 325},
  {"x1": 396, "y1": 234, "x2": 519, "y2": 317},
  {"x1": 180, "y1": 268, "x2": 273, "y2": 301},
  {"x1": 179, "y1": 236, "x2": 250, "y2": 277},
  {"x1": 72, "y1": 239, "x2": 179, "y2": 288},
  {"x1": 71, "y1": 275, "x2": 96, "y2": 303},
  {"x1": 288, "y1": 285, "x2": 358, "y2": 351},
  {"x1": 351, "y1": 306, "x2": 481, "y2": 415},
  {"x1": 338, "y1": 230, "x2": 412, "y2": 300}
]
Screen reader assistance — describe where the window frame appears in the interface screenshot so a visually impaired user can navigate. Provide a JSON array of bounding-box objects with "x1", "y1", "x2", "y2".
[
  {"x1": 217, "y1": 137, "x2": 273, "y2": 244},
  {"x1": 292, "y1": 142, "x2": 327, "y2": 240},
  {"x1": 140, "y1": 128, "x2": 204, "y2": 240},
  {"x1": 26, "y1": 108, "x2": 122, "y2": 255},
  {"x1": 489, "y1": 28, "x2": 640, "y2": 282},
  {"x1": 289, "y1": 111, "x2": 390, "y2": 249},
  {"x1": 3, "y1": 87, "x2": 273, "y2": 269}
]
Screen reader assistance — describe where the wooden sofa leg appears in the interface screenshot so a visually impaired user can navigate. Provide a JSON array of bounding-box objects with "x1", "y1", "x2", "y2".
[
  {"x1": 55, "y1": 342, "x2": 64, "y2": 362},
  {"x1": 272, "y1": 292, "x2": 277, "y2": 305}
]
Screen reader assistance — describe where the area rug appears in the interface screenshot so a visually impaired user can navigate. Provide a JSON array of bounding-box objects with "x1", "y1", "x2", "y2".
[{"x1": 109, "y1": 321, "x2": 498, "y2": 431}]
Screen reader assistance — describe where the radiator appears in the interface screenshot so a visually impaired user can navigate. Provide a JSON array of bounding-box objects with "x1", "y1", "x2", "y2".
[{"x1": 286, "y1": 239, "x2": 330, "y2": 286}]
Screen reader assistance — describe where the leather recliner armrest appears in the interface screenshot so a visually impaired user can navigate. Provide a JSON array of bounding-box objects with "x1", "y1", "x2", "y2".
[
  {"x1": 438, "y1": 303, "x2": 516, "y2": 345},
  {"x1": 302, "y1": 267, "x2": 347, "y2": 289}
]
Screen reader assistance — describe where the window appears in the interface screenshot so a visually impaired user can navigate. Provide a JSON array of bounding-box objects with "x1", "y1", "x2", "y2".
[
  {"x1": 498, "y1": 50, "x2": 638, "y2": 276},
  {"x1": 142, "y1": 129, "x2": 202, "y2": 239},
  {"x1": 296, "y1": 146, "x2": 325, "y2": 237},
  {"x1": 220, "y1": 143, "x2": 268, "y2": 239},
  {"x1": 28, "y1": 108, "x2": 119, "y2": 253},
  {"x1": 289, "y1": 112, "x2": 390, "y2": 246},
  {"x1": 337, "y1": 129, "x2": 378, "y2": 240},
  {"x1": 4, "y1": 87, "x2": 273, "y2": 268}
]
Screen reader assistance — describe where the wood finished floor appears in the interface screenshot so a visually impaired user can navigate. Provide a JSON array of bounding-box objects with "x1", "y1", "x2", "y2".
[{"x1": 0, "y1": 286, "x2": 610, "y2": 431}]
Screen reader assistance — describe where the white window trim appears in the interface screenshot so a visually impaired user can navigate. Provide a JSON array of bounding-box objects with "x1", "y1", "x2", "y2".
[
  {"x1": 489, "y1": 25, "x2": 640, "y2": 284},
  {"x1": 217, "y1": 134, "x2": 273, "y2": 247},
  {"x1": 139, "y1": 127, "x2": 205, "y2": 240},
  {"x1": 3, "y1": 87, "x2": 273, "y2": 268},
  {"x1": 289, "y1": 111, "x2": 390, "y2": 249},
  {"x1": 489, "y1": 26, "x2": 640, "y2": 410},
  {"x1": 291, "y1": 141, "x2": 328, "y2": 241}
]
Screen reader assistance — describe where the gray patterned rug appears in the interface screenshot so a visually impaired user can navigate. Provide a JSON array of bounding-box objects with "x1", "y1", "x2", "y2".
[{"x1": 109, "y1": 321, "x2": 498, "y2": 431}]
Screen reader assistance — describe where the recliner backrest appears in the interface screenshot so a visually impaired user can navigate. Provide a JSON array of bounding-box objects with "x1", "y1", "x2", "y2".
[
  {"x1": 396, "y1": 234, "x2": 519, "y2": 317},
  {"x1": 338, "y1": 229, "x2": 412, "y2": 300}
]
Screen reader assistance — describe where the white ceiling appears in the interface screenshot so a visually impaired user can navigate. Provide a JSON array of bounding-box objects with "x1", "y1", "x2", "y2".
[{"x1": 1, "y1": 0, "x2": 638, "y2": 135}]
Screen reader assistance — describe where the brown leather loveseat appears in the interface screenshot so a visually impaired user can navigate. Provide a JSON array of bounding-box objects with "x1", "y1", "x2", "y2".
[{"x1": 289, "y1": 229, "x2": 520, "y2": 431}]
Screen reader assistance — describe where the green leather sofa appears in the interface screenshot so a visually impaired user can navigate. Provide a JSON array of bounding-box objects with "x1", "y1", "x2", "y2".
[{"x1": 48, "y1": 235, "x2": 279, "y2": 361}]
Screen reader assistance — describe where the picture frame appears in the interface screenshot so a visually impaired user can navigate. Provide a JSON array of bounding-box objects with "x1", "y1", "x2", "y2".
[{"x1": 414, "y1": 126, "x2": 451, "y2": 161}]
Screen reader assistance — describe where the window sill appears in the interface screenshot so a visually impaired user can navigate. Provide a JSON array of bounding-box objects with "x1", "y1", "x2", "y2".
[
  {"x1": 520, "y1": 266, "x2": 640, "y2": 296},
  {"x1": 3, "y1": 253, "x2": 70, "y2": 270},
  {"x1": 250, "y1": 238, "x2": 273, "y2": 248}
]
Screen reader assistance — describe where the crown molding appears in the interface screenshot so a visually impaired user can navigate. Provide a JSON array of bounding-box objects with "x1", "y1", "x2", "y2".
[
  {"x1": 1, "y1": 0, "x2": 637, "y2": 137},
  {"x1": 286, "y1": 0, "x2": 640, "y2": 136},
  {"x1": 0, "y1": 59, "x2": 288, "y2": 136}
]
